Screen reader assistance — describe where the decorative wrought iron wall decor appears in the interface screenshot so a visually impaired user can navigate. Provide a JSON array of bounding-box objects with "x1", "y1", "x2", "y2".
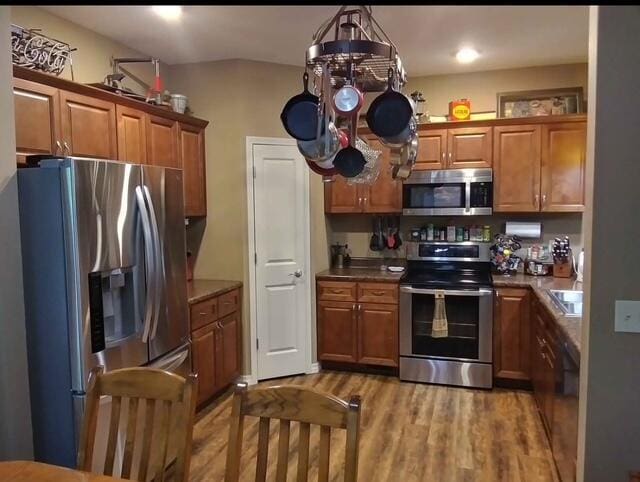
[{"x1": 11, "y1": 24, "x2": 76, "y2": 79}]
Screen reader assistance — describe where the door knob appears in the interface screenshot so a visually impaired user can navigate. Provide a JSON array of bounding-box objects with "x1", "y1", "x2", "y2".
[{"x1": 289, "y1": 269, "x2": 303, "y2": 278}]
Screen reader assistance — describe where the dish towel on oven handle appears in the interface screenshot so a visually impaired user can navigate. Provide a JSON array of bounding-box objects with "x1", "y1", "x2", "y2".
[{"x1": 431, "y1": 290, "x2": 448, "y2": 338}]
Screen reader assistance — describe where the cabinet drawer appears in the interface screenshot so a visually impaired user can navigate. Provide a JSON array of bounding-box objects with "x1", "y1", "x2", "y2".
[
  {"x1": 318, "y1": 281, "x2": 357, "y2": 302},
  {"x1": 190, "y1": 297, "x2": 218, "y2": 331},
  {"x1": 357, "y1": 282, "x2": 398, "y2": 304},
  {"x1": 218, "y1": 289, "x2": 240, "y2": 318}
]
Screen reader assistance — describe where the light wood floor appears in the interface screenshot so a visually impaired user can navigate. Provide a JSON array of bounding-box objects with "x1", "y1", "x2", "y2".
[{"x1": 189, "y1": 371, "x2": 558, "y2": 482}]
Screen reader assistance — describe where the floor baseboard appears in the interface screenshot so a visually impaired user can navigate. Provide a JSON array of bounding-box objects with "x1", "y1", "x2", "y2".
[{"x1": 307, "y1": 362, "x2": 320, "y2": 374}]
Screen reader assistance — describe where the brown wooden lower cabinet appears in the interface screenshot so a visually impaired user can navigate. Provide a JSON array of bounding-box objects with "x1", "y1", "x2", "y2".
[
  {"x1": 317, "y1": 301, "x2": 358, "y2": 363},
  {"x1": 192, "y1": 323, "x2": 217, "y2": 406},
  {"x1": 493, "y1": 287, "x2": 531, "y2": 384},
  {"x1": 357, "y1": 303, "x2": 398, "y2": 367},
  {"x1": 189, "y1": 287, "x2": 241, "y2": 406},
  {"x1": 317, "y1": 280, "x2": 398, "y2": 368}
]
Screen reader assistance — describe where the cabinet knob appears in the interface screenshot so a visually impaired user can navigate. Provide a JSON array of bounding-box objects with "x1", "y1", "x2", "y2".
[
  {"x1": 535, "y1": 194, "x2": 540, "y2": 208},
  {"x1": 542, "y1": 194, "x2": 547, "y2": 206},
  {"x1": 63, "y1": 141, "x2": 71, "y2": 156}
]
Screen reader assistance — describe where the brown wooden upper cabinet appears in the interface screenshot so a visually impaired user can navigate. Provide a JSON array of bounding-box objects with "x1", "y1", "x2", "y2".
[
  {"x1": 13, "y1": 67, "x2": 209, "y2": 218},
  {"x1": 541, "y1": 122, "x2": 586, "y2": 212},
  {"x1": 59, "y1": 90, "x2": 118, "y2": 160},
  {"x1": 324, "y1": 136, "x2": 402, "y2": 213},
  {"x1": 147, "y1": 114, "x2": 180, "y2": 169},
  {"x1": 414, "y1": 126, "x2": 493, "y2": 170},
  {"x1": 493, "y1": 124, "x2": 542, "y2": 212},
  {"x1": 494, "y1": 121, "x2": 586, "y2": 212},
  {"x1": 178, "y1": 122, "x2": 207, "y2": 217},
  {"x1": 13, "y1": 78, "x2": 60, "y2": 165},
  {"x1": 116, "y1": 105, "x2": 148, "y2": 165}
]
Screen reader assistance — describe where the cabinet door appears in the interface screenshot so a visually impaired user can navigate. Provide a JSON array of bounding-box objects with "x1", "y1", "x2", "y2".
[
  {"x1": 447, "y1": 126, "x2": 493, "y2": 168},
  {"x1": 542, "y1": 344, "x2": 556, "y2": 435},
  {"x1": 414, "y1": 129, "x2": 447, "y2": 170},
  {"x1": 493, "y1": 125, "x2": 541, "y2": 212},
  {"x1": 531, "y1": 304, "x2": 547, "y2": 412},
  {"x1": 541, "y1": 122, "x2": 586, "y2": 212},
  {"x1": 147, "y1": 115, "x2": 179, "y2": 168},
  {"x1": 317, "y1": 301, "x2": 358, "y2": 363},
  {"x1": 59, "y1": 90, "x2": 117, "y2": 159},
  {"x1": 192, "y1": 323, "x2": 216, "y2": 405},
  {"x1": 357, "y1": 303, "x2": 398, "y2": 367},
  {"x1": 178, "y1": 123, "x2": 207, "y2": 217},
  {"x1": 493, "y1": 288, "x2": 531, "y2": 381},
  {"x1": 362, "y1": 138, "x2": 402, "y2": 213},
  {"x1": 324, "y1": 175, "x2": 361, "y2": 213},
  {"x1": 116, "y1": 105, "x2": 147, "y2": 164},
  {"x1": 13, "y1": 78, "x2": 60, "y2": 165},
  {"x1": 216, "y1": 313, "x2": 240, "y2": 388}
]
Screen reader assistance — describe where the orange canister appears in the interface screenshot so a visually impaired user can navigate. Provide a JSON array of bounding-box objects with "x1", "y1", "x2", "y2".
[{"x1": 449, "y1": 99, "x2": 471, "y2": 120}]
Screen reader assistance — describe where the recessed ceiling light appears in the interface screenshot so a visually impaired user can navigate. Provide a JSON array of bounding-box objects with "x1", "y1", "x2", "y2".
[
  {"x1": 456, "y1": 47, "x2": 480, "y2": 64},
  {"x1": 151, "y1": 6, "x2": 182, "y2": 21}
]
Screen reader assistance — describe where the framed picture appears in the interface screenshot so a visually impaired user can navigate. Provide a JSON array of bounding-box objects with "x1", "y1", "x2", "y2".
[{"x1": 497, "y1": 87, "x2": 584, "y2": 118}]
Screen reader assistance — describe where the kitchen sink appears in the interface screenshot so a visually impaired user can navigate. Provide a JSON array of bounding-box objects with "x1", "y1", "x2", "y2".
[{"x1": 548, "y1": 289, "x2": 583, "y2": 317}]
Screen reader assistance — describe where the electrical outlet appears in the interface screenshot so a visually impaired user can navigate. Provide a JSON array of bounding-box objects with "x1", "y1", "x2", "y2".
[{"x1": 614, "y1": 300, "x2": 640, "y2": 333}]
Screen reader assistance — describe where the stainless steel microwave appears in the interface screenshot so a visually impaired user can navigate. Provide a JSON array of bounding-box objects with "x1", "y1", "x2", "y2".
[{"x1": 403, "y1": 168, "x2": 493, "y2": 216}]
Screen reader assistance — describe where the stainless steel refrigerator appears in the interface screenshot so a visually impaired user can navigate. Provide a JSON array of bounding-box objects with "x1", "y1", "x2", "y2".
[{"x1": 18, "y1": 157, "x2": 191, "y2": 468}]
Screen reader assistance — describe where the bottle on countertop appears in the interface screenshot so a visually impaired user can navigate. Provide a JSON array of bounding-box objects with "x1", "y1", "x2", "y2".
[
  {"x1": 456, "y1": 227, "x2": 464, "y2": 242},
  {"x1": 447, "y1": 225, "x2": 456, "y2": 241},
  {"x1": 427, "y1": 223, "x2": 434, "y2": 241},
  {"x1": 463, "y1": 227, "x2": 470, "y2": 241},
  {"x1": 483, "y1": 225, "x2": 491, "y2": 242},
  {"x1": 439, "y1": 227, "x2": 446, "y2": 241}
]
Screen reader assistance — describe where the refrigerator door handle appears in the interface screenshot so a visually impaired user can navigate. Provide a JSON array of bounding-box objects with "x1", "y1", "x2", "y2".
[
  {"x1": 135, "y1": 186, "x2": 155, "y2": 343},
  {"x1": 143, "y1": 185, "x2": 164, "y2": 340}
]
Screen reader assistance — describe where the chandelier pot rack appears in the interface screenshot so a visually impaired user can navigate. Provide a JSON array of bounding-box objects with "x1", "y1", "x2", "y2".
[{"x1": 280, "y1": 5, "x2": 419, "y2": 181}]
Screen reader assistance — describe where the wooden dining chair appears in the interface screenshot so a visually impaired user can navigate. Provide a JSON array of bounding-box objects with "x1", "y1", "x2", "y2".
[
  {"x1": 224, "y1": 382, "x2": 361, "y2": 482},
  {"x1": 77, "y1": 366, "x2": 198, "y2": 482}
]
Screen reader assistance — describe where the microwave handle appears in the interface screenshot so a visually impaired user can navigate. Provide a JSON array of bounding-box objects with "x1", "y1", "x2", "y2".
[
  {"x1": 465, "y1": 182, "x2": 471, "y2": 213},
  {"x1": 400, "y1": 286, "x2": 493, "y2": 297}
]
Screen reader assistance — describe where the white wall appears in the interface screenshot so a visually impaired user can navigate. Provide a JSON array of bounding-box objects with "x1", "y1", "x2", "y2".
[
  {"x1": 578, "y1": 6, "x2": 640, "y2": 481},
  {"x1": 0, "y1": 6, "x2": 33, "y2": 460}
]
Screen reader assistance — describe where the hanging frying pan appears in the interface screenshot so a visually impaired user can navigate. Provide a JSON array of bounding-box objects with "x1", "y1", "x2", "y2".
[
  {"x1": 281, "y1": 72, "x2": 323, "y2": 141},
  {"x1": 366, "y1": 68, "x2": 413, "y2": 138},
  {"x1": 306, "y1": 158, "x2": 338, "y2": 176},
  {"x1": 333, "y1": 117, "x2": 366, "y2": 178}
]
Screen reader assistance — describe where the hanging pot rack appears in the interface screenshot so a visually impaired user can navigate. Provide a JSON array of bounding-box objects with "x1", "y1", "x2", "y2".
[{"x1": 305, "y1": 5, "x2": 406, "y2": 92}]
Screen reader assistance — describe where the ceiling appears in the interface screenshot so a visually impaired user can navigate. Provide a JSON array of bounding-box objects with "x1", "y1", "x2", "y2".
[{"x1": 43, "y1": 6, "x2": 589, "y2": 76}]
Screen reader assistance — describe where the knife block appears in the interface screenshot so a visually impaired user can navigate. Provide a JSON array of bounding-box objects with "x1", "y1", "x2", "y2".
[{"x1": 553, "y1": 258, "x2": 573, "y2": 278}]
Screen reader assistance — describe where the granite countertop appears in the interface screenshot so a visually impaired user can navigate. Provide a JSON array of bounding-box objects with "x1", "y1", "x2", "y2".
[
  {"x1": 316, "y1": 267, "x2": 405, "y2": 283},
  {"x1": 493, "y1": 273, "x2": 583, "y2": 356},
  {"x1": 187, "y1": 279, "x2": 242, "y2": 304}
]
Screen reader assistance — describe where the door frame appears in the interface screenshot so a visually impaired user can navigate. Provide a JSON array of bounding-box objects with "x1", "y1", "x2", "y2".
[{"x1": 245, "y1": 136, "x2": 314, "y2": 384}]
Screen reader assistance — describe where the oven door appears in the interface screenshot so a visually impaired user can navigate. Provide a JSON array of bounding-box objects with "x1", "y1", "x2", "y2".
[{"x1": 399, "y1": 286, "x2": 493, "y2": 363}]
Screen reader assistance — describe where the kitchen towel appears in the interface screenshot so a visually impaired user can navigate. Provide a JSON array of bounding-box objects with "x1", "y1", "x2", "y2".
[{"x1": 431, "y1": 290, "x2": 448, "y2": 338}]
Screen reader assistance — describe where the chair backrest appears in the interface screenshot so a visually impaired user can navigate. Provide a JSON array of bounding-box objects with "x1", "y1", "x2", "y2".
[
  {"x1": 77, "y1": 366, "x2": 198, "y2": 482},
  {"x1": 224, "y1": 383, "x2": 361, "y2": 482}
]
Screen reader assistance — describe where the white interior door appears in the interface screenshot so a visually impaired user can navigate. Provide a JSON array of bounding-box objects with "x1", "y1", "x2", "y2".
[{"x1": 252, "y1": 142, "x2": 309, "y2": 380}]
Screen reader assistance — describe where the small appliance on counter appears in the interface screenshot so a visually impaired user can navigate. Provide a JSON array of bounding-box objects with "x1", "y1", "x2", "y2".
[
  {"x1": 576, "y1": 249, "x2": 585, "y2": 282},
  {"x1": 331, "y1": 243, "x2": 351, "y2": 268}
]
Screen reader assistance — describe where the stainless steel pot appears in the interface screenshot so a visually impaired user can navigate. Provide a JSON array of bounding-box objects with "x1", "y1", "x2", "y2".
[{"x1": 297, "y1": 122, "x2": 340, "y2": 163}]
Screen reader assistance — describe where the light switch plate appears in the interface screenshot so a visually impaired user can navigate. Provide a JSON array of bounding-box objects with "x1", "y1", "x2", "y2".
[{"x1": 614, "y1": 300, "x2": 640, "y2": 333}]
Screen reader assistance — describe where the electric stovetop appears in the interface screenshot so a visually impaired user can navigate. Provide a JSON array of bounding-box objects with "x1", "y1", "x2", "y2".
[{"x1": 401, "y1": 261, "x2": 493, "y2": 289}]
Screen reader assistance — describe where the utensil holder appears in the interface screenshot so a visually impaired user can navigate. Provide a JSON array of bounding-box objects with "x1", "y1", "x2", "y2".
[{"x1": 553, "y1": 259, "x2": 572, "y2": 278}]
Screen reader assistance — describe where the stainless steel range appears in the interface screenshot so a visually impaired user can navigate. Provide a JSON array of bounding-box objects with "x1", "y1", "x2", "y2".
[{"x1": 399, "y1": 241, "x2": 493, "y2": 389}]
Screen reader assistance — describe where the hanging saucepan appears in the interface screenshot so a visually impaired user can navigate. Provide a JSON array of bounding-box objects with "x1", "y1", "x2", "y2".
[
  {"x1": 297, "y1": 122, "x2": 340, "y2": 163},
  {"x1": 281, "y1": 72, "x2": 323, "y2": 141},
  {"x1": 392, "y1": 132, "x2": 419, "y2": 180},
  {"x1": 333, "y1": 85, "x2": 364, "y2": 116},
  {"x1": 380, "y1": 116, "x2": 417, "y2": 148},
  {"x1": 314, "y1": 130, "x2": 349, "y2": 169},
  {"x1": 333, "y1": 118, "x2": 366, "y2": 178},
  {"x1": 366, "y1": 68, "x2": 413, "y2": 138}
]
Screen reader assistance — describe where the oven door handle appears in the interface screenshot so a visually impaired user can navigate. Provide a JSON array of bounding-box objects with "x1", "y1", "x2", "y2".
[{"x1": 400, "y1": 286, "x2": 493, "y2": 297}]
